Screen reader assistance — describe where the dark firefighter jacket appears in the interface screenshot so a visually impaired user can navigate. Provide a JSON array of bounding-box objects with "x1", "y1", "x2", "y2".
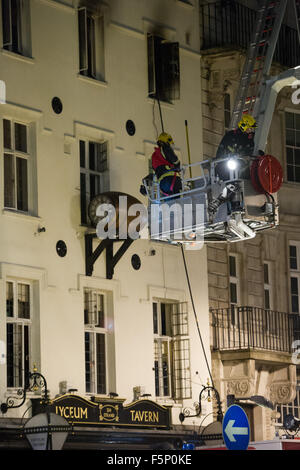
[{"x1": 215, "y1": 128, "x2": 255, "y2": 160}]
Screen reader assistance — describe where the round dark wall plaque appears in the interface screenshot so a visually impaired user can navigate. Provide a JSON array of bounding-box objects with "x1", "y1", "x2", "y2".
[
  {"x1": 52, "y1": 97, "x2": 63, "y2": 114},
  {"x1": 126, "y1": 120, "x2": 136, "y2": 136},
  {"x1": 131, "y1": 254, "x2": 141, "y2": 270},
  {"x1": 56, "y1": 240, "x2": 67, "y2": 257}
]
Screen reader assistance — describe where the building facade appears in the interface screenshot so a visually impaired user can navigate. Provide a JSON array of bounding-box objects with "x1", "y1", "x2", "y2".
[
  {"x1": 200, "y1": 0, "x2": 300, "y2": 441},
  {"x1": 0, "y1": 0, "x2": 215, "y2": 449}
]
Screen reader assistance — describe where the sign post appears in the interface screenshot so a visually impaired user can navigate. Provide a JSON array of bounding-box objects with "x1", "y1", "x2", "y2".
[{"x1": 222, "y1": 405, "x2": 250, "y2": 450}]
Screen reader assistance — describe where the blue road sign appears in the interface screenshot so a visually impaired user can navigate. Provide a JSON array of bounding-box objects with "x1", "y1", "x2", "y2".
[{"x1": 222, "y1": 405, "x2": 250, "y2": 450}]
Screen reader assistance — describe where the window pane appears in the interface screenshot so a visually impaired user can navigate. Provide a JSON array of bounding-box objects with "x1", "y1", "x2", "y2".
[
  {"x1": 286, "y1": 147, "x2": 294, "y2": 165},
  {"x1": 286, "y1": 112, "x2": 294, "y2": 129},
  {"x1": 15, "y1": 123, "x2": 27, "y2": 153},
  {"x1": 96, "y1": 333, "x2": 106, "y2": 394},
  {"x1": 6, "y1": 323, "x2": 14, "y2": 387},
  {"x1": 286, "y1": 129, "x2": 295, "y2": 146},
  {"x1": 80, "y1": 172, "x2": 87, "y2": 224},
  {"x1": 296, "y1": 131, "x2": 300, "y2": 147},
  {"x1": 229, "y1": 256, "x2": 236, "y2": 277},
  {"x1": 18, "y1": 283, "x2": 30, "y2": 319},
  {"x1": 4, "y1": 153, "x2": 15, "y2": 208},
  {"x1": 290, "y1": 245, "x2": 297, "y2": 270},
  {"x1": 264, "y1": 263, "x2": 269, "y2": 283},
  {"x1": 162, "y1": 341, "x2": 169, "y2": 396},
  {"x1": 287, "y1": 164, "x2": 295, "y2": 182},
  {"x1": 6, "y1": 281, "x2": 14, "y2": 317},
  {"x1": 295, "y1": 166, "x2": 300, "y2": 183},
  {"x1": 16, "y1": 157, "x2": 28, "y2": 211},
  {"x1": 79, "y1": 140, "x2": 85, "y2": 168},
  {"x1": 153, "y1": 303, "x2": 158, "y2": 334},
  {"x1": 264, "y1": 289, "x2": 270, "y2": 309},
  {"x1": 3, "y1": 119, "x2": 11, "y2": 149},
  {"x1": 90, "y1": 173, "x2": 101, "y2": 199},
  {"x1": 161, "y1": 303, "x2": 166, "y2": 335},
  {"x1": 85, "y1": 331, "x2": 92, "y2": 393},
  {"x1": 230, "y1": 282, "x2": 237, "y2": 303},
  {"x1": 95, "y1": 293, "x2": 104, "y2": 328},
  {"x1": 296, "y1": 113, "x2": 300, "y2": 130},
  {"x1": 291, "y1": 277, "x2": 298, "y2": 294},
  {"x1": 295, "y1": 149, "x2": 300, "y2": 165},
  {"x1": 292, "y1": 295, "x2": 299, "y2": 313}
]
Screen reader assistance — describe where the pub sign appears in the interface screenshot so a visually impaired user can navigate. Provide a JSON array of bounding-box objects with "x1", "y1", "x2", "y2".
[{"x1": 32, "y1": 394, "x2": 171, "y2": 429}]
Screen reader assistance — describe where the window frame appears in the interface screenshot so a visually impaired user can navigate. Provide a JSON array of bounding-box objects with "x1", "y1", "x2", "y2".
[
  {"x1": 6, "y1": 279, "x2": 32, "y2": 390},
  {"x1": 153, "y1": 301, "x2": 172, "y2": 398},
  {"x1": 77, "y1": 6, "x2": 105, "y2": 82},
  {"x1": 1, "y1": 0, "x2": 32, "y2": 57},
  {"x1": 147, "y1": 33, "x2": 180, "y2": 103},
  {"x1": 84, "y1": 288, "x2": 108, "y2": 396},
  {"x1": 229, "y1": 254, "x2": 240, "y2": 324},
  {"x1": 152, "y1": 300, "x2": 191, "y2": 400},
  {"x1": 3, "y1": 118, "x2": 29, "y2": 213},
  {"x1": 79, "y1": 138, "x2": 109, "y2": 226},
  {"x1": 285, "y1": 111, "x2": 300, "y2": 184},
  {"x1": 263, "y1": 261, "x2": 274, "y2": 310},
  {"x1": 289, "y1": 241, "x2": 300, "y2": 313}
]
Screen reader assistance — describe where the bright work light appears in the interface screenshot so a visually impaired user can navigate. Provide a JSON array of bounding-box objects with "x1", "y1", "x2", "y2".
[{"x1": 227, "y1": 158, "x2": 238, "y2": 170}]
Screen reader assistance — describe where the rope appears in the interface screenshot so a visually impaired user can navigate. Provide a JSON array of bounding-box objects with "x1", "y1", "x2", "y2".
[{"x1": 180, "y1": 244, "x2": 214, "y2": 388}]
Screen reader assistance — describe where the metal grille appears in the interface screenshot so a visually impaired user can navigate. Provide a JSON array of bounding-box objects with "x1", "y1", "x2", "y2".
[
  {"x1": 200, "y1": 1, "x2": 300, "y2": 68},
  {"x1": 211, "y1": 306, "x2": 294, "y2": 352}
]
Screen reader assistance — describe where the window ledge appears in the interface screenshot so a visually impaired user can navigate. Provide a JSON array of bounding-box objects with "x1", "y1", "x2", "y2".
[
  {"x1": 1, "y1": 49, "x2": 35, "y2": 64},
  {"x1": 2, "y1": 209, "x2": 42, "y2": 223},
  {"x1": 176, "y1": 0, "x2": 194, "y2": 10},
  {"x1": 77, "y1": 73, "x2": 108, "y2": 88},
  {"x1": 147, "y1": 97, "x2": 175, "y2": 110}
]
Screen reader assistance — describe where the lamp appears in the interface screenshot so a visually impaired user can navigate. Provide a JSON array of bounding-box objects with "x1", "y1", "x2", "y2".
[{"x1": 0, "y1": 367, "x2": 48, "y2": 414}]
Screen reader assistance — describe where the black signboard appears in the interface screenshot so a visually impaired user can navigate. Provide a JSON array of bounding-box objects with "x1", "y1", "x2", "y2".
[{"x1": 31, "y1": 395, "x2": 171, "y2": 429}]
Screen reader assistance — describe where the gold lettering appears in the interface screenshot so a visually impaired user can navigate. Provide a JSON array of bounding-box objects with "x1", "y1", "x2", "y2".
[
  {"x1": 64, "y1": 407, "x2": 70, "y2": 418},
  {"x1": 144, "y1": 411, "x2": 148, "y2": 422},
  {"x1": 153, "y1": 411, "x2": 159, "y2": 422},
  {"x1": 130, "y1": 410, "x2": 136, "y2": 421},
  {"x1": 81, "y1": 408, "x2": 88, "y2": 419}
]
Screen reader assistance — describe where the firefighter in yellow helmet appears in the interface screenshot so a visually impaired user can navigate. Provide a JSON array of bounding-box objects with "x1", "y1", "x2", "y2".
[
  {"x1": 151, "y1": 132, "x2": 182, "y2": 196},
  {"x1": 214, "y1": 114, "x2": 257, "y2": 180},
  {"x1": 209, "y1": 114, "x2": 258, "y2": 213}
]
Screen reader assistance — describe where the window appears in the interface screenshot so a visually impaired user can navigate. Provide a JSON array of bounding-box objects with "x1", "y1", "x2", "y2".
[
  {"x1": 3, "y1": 118, "x2": 29, "y2": 212},
  {"x1": 84, "y1": 289, "x2": 108, "y2": 395},
  {"x1": 229, "y1": 254, "x2": 240, "y2": 323},
  {"x1": 6, "y1": 280, "x2": 31, "y2": 389},
  {"x1": 224, "y1": 93, "x2": 231, "y2": 130},
  {"x1": 285, "y1": 112, "x2": 300, "y2": 183},
  {"x1": 79, "y1": 139, "x2": 109, "y2": 225},
  {"x1": 289, "y1": 242, "x2": 300, "y2": 313},
  {"x1": 78, "y1": 6, "x2": 105, "y2": 81},
  {"x1": 147, "y1": 33, "x2": 180, "y2": 102},
  {"x1": 1, "y1": 0, "x2": 31, "y2": 56},
  {"x1": 263, "y1": 262, "x2": 273, "y2": 310},
  {"x1": 276, "y1": 385, "x2": 300, "y2": 426},
  {"x1": 153, "y1": 301, "x2": 191, "y2": 399}
]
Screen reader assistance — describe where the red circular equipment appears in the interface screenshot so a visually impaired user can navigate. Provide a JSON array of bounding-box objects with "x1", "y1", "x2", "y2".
[{"x1": 250, "y1": 154, "x2": 283, "y2": 194}]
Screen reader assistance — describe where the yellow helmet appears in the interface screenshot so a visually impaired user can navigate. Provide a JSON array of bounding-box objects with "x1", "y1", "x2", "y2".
[
  {"x1": 157, "y1": 132, "x2": 174, "y2": 145},
  {"x1": 238, "y1": 114, "x2": 257, "y2": 132}
]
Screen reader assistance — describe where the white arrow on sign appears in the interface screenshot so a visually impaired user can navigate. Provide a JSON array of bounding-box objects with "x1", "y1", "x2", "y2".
[{"x1": 224, "y1": 419, "x2": 249, "y2": 442}]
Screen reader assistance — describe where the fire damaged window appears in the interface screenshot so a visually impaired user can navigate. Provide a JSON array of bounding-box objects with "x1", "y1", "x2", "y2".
[
  {"x1": 78, "y1": 5, "x2": 105, "y2": 81},
  {"x1": 1, "y1": 0, "x2": 32, "y2": 56},
  {"x1": 147, "y1": 33, "x2": 180, "y2": 102}
]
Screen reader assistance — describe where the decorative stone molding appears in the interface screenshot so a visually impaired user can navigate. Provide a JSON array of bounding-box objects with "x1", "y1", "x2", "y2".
[
  {"x1": 226, "y1": 379, "x2": 255, "y2": 398},
  {"x1": 269, "y1": 382, "x2": 296, "y2": 404}
]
